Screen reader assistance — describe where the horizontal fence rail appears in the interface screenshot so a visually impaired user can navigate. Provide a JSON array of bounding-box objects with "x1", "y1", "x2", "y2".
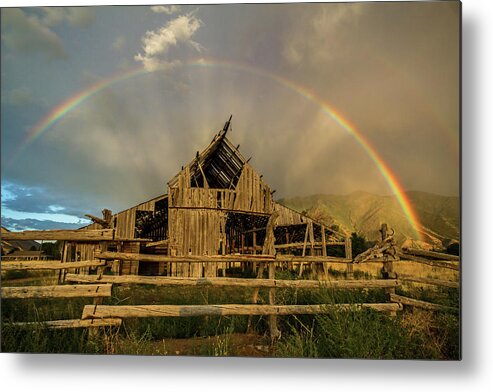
[
  {"x1": 94, "y1": 251, "x2": 351, "y2": 264},
  {"x1": 1, "y1": 260, "x2": 106, "y2": 271},
  {"x1": 390, "y1": 294, "x2": 459, "y2": 314},
  {"x1": 1, "y1": 229, "x2": 115, "y2": 241},
  {"x1": 401, "y1": 248, "x2": 459, "y2": 262},
  {"x1": 9, "y1": 318, "x2": 123, "y2": 329},
  {"x1": 1, "y1": 284, "x2": 112, "y2": 299},
  {"x1": 398, "y1": 274, "x2": 459, "y2": 288},
  {"x1": 1, "y1": 229, "x2": 152, "y2": 242},
  {"x1": 397, "y1": 252, "x2": 459, "y2": 270},
  {"x1": 65, "y1": 274, "x2": 400, "y2": 289},
  {"x1": 82, "y1": 303, "x2": 403, "y2": 320}
]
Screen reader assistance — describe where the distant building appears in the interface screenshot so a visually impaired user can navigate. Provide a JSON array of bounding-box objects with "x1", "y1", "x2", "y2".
[
  {"x1": 1, "y1": 226, "x2": 42, "y2": 256},
  {"x1": 1, "y1": 250, "x2": 52, "y2": 261}
]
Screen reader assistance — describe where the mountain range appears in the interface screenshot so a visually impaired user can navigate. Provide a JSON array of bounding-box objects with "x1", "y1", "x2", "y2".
[{"x1": 277, "y1": 191, "x2": 460, "y2": 249}]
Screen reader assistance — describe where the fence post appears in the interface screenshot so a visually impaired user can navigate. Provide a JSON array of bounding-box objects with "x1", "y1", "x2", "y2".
[
  {"x1": 268, "y1": 260, "x2": 280, "y2": 342},
  {"x1": 345, "y1": 236, "x2": 354, "y2": 279},
  {"x1": 379, "y1": 224, "x2": 398, "y2": 316},
  {"x1": 58, "y1": 241, "x2": 70, "y2": 284}
]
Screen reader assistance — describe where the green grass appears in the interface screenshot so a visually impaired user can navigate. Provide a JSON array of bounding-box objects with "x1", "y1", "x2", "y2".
[
  {"x1": 1, "y1": 274, "x2": 460, "y2": 358},
  {"x1": 274, "y1": 287, "x2": 460, "y2": 359}
]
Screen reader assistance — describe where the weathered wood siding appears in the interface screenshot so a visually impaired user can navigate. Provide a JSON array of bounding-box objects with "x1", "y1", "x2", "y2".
[
  {"x1": 82, "y1": 195, "x2": 166, "y2": 239},
  {"x1": 167, "y1": 163, "x2": 273, "y2": 277},
  {"x1": 168, "y1": 208, "x2": 226, "y2": 277},
  {"x1": 113, "y1": 196, "x2": 166, "y2": 239},
  {"x1": 232, "y1": 164, "x2": 273, "y2": 214},
  {"x1": 168, "y1": 164, "x2": 273, "y2": 214},
  {"x1": 274, "y1": 203, "x2": 314, "y2": 226}
]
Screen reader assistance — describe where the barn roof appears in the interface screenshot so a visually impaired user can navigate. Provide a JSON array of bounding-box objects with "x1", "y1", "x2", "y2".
[{"x1": 168, "y1": 116, "x2": 248, "y2": 189}]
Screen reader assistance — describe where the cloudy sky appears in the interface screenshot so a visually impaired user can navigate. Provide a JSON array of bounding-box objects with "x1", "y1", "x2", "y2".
[{"x1": 1, "y1": 1, "x2": 460, "y2": 231}]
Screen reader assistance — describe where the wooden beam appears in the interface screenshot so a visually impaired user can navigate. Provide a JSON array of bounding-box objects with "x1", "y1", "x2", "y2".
[
  {"x1": 390, "y1": 294, "x2": 459, "y2": 314},
  {"x1": 93, "y1": 252, "x2": 358, "y2": 264},
  {"x1": 2, "y1": 284, "x2": 112, "y2": 299},
  {"x1": 398, "y1": 274, "x2": 459, "y2": 289},
  {"x1": 82, "y1": 303, "x2": 403, "y2": 319},
  {"x1": 84, "y1": 214, "x2": 108, "y2": 227},
  {"x1": 276, "y1": 255, "x2": 351, "y2": 264},
  {"x1": 145, "y1": 239, "x2": 170, "y2": 248},
  {"x1": 1, "y1": 229, "x2": 115, "y2": 241},
  {"x1": 1, "y1": 260, "x2": 106, "y2": 271},
  {"x1": 168, "y1": 205, "x2": 271, "y2": 216},
  {"x1": 275, "y1": 241, "x2": 347, "y2": 249},
  {"x1": 242, "y1": 227, "x2": 267, "y2": 234},
  {"x1": 9, "y1": 318, "x2": 122, "y2": 329},
  {"x1": 401, "y1": 248, "x2": 459, "y2": 261},
  {"x1": 397, "y1": 253, "x2": 459, "y2": 270},
  {"x1": 95, "y1": 251, "x2": 275, "y2": 263},
  {"x1": 66, "y1": 274, "x2": 401, "y2": 289}
]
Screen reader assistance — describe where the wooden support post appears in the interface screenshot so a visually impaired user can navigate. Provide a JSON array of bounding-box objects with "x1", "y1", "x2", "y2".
[
  {"x1": 247, "y1": 262, "x2": 265, "y2": 333},
  {"x1": 345, "y1": 235, "x2": 353, "y2": 260},
  {"x1": 299, "y1": 223, "x2": 309, "y2": 277},
  {"x1": 96, "y1": 241, "x2": 107, "y2": 277},
  {"x1": 379, "y1": 224, "x2": 397, "y2": 316},
  {"x1": 268, "y1": 261, "x2": 280, "y2": 342},
  {"x1": 58, "y1": 241, "x2": 70, "y2": 284},
  {"x1": 345, "y1": 236, "x2": 354, "y2": 279},
  {"x1": 252, "y1": 231, "x2": 257, "y2": 273},
  {"x1": 321, "y1": 225, "x2": 328, "y2": 279}
]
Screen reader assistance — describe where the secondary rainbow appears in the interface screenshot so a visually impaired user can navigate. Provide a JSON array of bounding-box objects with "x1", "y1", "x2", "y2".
[{"x1": 12, "y1": 58, "x2": 424, "y2": 240}]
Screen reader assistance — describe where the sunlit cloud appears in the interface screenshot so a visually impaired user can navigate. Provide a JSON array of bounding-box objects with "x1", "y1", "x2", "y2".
[
  {"x1": 134, "y1": 14, "x2": 203, "y2": 71},
  {"x1": 150, "y1": 5, "x2": 181, "y2": 15}
]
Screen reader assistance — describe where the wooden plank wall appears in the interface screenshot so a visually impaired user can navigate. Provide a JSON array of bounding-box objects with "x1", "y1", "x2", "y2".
[
  {"x1": 76, "y1": 195, "x2": 167, "y2": 274},
  {"x1": 114, "y1": 196, "x2": 165, "y2": 239},
  {"x1": 168, "y1": 208, "x2": 225, "y2": 278},
  {"x1": 274, "y1": 203, "x2": 314, "y2": 226},
  {"x1": 74, "y1": 242, "x2": 99, "y2": 274},
  {"x1": 120, "y1": 242, "x2": 140, "y2": 275},
  {"x1": 232, "y1": 164, "x2": 273, "y2": 214},
  {"x1": 167, "y1": 163, "x2": 273, "y2": 278},
  {"x1": 168, "y1": 164, "x2": 273, "y2": 214}
]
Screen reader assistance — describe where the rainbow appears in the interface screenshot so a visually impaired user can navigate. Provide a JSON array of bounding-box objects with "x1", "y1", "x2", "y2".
[{"x1": 10, "y1": 58, "x2": 424, "y2": 240}]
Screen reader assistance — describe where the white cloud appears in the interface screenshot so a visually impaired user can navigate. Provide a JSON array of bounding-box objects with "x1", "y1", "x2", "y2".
[
  {"x1": 134, "y1": 15, "x2": 203, "y2": 71},
  {"x1": 150, "y1": 5, "x2": 181, "y2": 15}
]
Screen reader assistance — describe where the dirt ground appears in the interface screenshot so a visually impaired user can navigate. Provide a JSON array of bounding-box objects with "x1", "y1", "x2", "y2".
[{"x1": 138, "y1": 333, "x2": 273, "y2": 357}]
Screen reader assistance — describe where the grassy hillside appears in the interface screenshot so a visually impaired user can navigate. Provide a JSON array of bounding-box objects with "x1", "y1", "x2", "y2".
[{"x1": 278, "y1": 191, "x2": 459, "y2": 247}]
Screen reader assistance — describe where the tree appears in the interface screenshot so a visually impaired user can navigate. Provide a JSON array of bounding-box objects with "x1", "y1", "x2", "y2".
[
  {"x1": 446, "y1": 242, "x2": 460, "y2": 256},
  {"x1": 350, "y1": 232, "x2": 372, "y2": 257}
]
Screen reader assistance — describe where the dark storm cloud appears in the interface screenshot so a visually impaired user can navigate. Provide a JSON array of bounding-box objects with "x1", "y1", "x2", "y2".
[{"x1": 1, "y1": 8, "x2": 67, "y2": 59}]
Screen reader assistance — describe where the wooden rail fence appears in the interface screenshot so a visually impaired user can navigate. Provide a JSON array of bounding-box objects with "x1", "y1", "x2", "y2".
[{"x1": 1, "y1": 228, "x2": 459, "y2": 334}]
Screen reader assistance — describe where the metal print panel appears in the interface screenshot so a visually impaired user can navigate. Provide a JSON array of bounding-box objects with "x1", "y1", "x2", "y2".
[{"x1": 1, "y1": 1, "x2": 460, "y2": 359}]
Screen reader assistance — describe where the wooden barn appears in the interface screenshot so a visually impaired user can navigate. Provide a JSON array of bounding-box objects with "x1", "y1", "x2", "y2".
[{"x1": 76, "y1": 117, "x2": 351, "y2": 278}]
